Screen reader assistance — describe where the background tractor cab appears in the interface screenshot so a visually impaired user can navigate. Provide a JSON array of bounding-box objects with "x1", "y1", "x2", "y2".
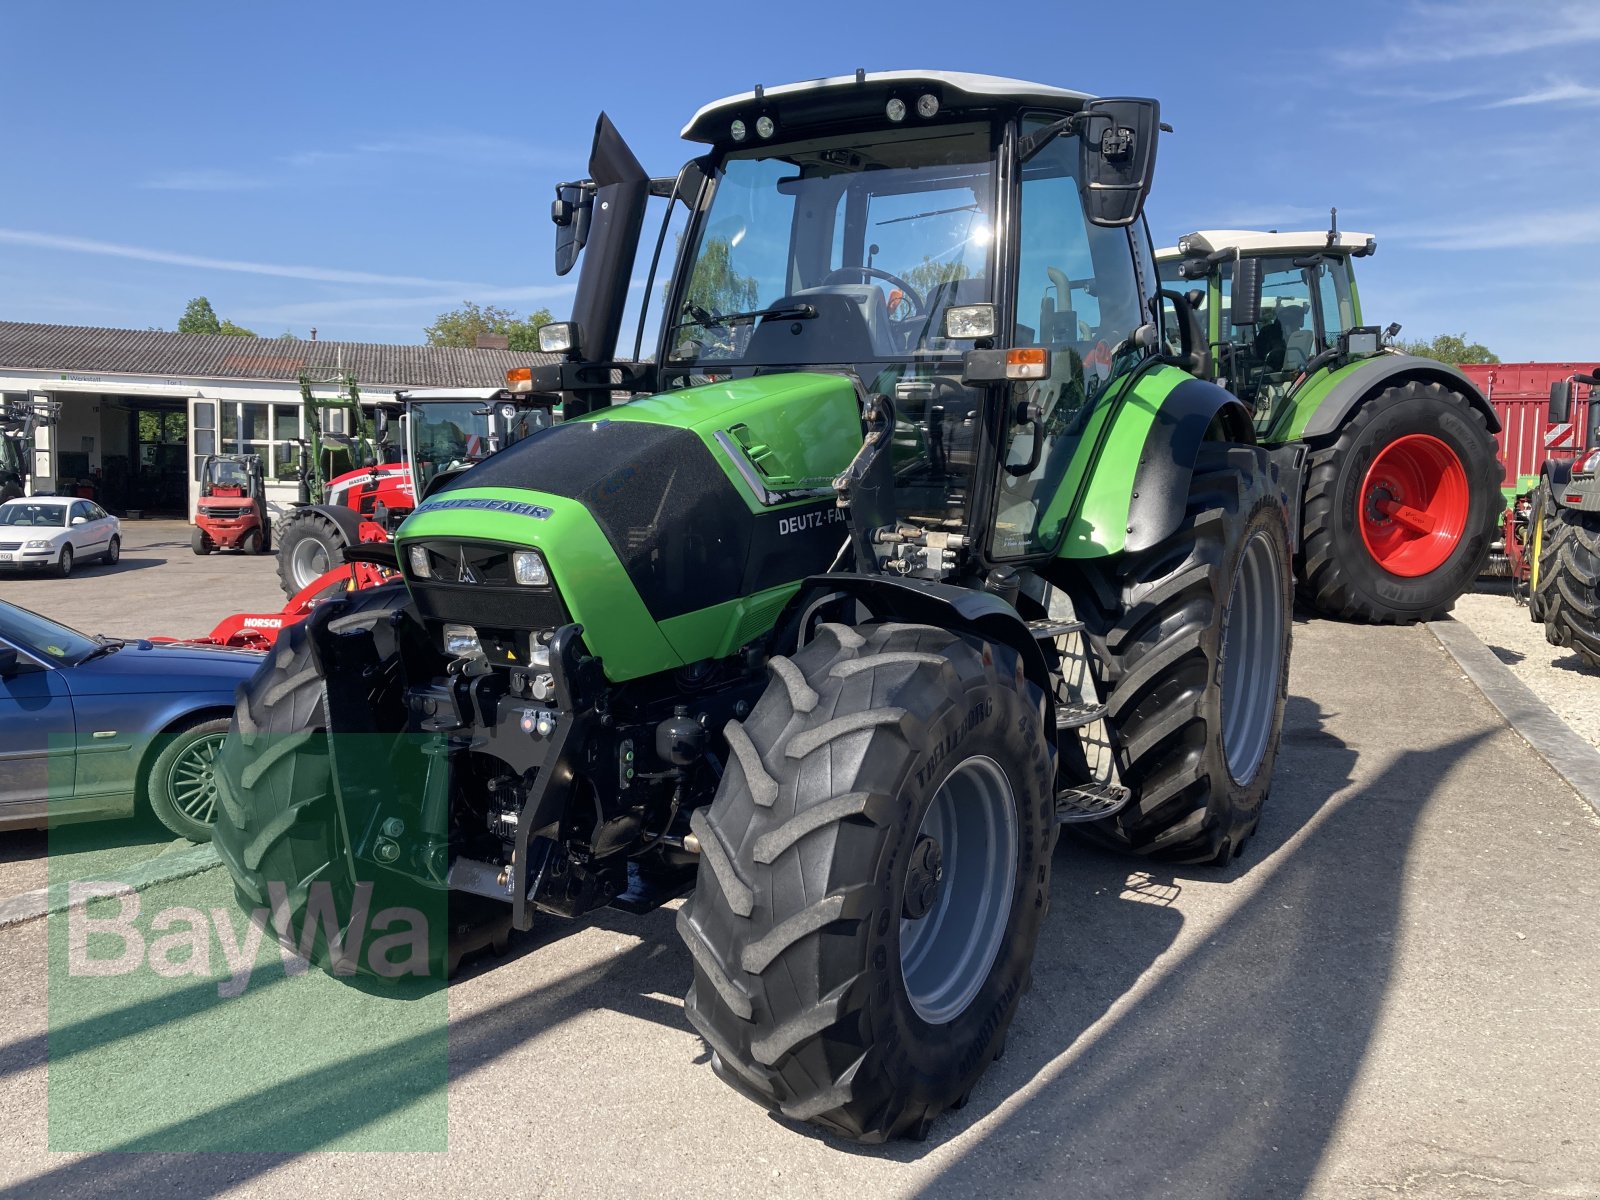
[
  {"x1": 1527, "y1": 368, "x2": 1600, "y2": 669},
  {"x1": 273, "y1": 386, "x2": 549, "y2": 596},
  {"x1": 1156, "y1": 216, "x2": 1504, "y2": 624},
  {"x1": 1, "y1": 397, "x2": 59, "y2": 502},
  {"x1": 191, "y1": 453, "x2": 269, "y2": 555}
]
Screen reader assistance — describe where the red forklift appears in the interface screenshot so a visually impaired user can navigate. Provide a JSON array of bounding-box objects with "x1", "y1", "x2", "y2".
[{"x1": 191, "y1": 453, "x2": 270, "y2": 555}]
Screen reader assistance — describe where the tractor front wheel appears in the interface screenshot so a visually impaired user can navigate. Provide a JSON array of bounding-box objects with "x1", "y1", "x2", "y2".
[
  {"x1": 1075, "y1": 444, "x2": 1293, "y2": 864},
  {"x1": 1536, "y1": 498, "x2": 1600, "y2": 671},
  {"x1": 679, "y1": 622, "x2": 1051, "y2": 1143},
  {"x1": 1299, "y1": 381, "x2": 1500, "y2": 623},
  {"x1": 275, "y1": 510, "x2": 349, "y2": 597},
  {"x1": 191, "y1": 528, "x2": 211, "y2": 556}
]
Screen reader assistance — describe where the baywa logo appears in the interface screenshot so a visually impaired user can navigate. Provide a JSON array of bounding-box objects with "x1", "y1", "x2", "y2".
[{"x1": 65, "y1": 881, "x2": 433, "y2": 997}]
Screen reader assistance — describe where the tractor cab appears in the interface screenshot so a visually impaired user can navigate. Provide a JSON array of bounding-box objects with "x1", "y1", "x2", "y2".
[
  {"x1": 527, "y1": 72, "x2": 1170, "y2": 576},
  {"x1": 393, "y1": 387, "x2": 552, "y2": 502},
  {"x1": 1, "y1": 397, "x2": 57, "y2": 502},
  {"x1": 1156, "y1": 221, "x2": 1382, "y2": 431}
]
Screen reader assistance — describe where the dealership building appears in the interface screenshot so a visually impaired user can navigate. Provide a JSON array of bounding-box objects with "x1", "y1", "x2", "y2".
[{"x1": 0, "y1": 321, "x2": 554, "y2": 519}]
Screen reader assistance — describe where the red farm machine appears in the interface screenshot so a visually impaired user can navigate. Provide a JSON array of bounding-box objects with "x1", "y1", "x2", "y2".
[
  {"x1": 181, "y1": 381, "x2": 553, "y2": 649},
  {"x1": 1460, "y1": 362, "x2": 1594, "y2": 584},
  {"x1": 191, "y1": 453, "x2": 270, "y2": 554}
]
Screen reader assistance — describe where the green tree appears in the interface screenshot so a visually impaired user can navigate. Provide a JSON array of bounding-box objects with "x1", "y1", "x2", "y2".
[
  {"x1": 902, "y1": 256, "x2": 970, "y2": 297},
  {"x1": 424, "y1": 301, "x2": 553, "y2": 351},
  {"x1": 177, "y1": 296, "x2": 256, "y2": 337},
  {"x1": 683, "y1": 238, "x2": 760, "y2": 317},
  {"x1": 1395, "y1": 332, "x2": 1499, "y2": 365}
]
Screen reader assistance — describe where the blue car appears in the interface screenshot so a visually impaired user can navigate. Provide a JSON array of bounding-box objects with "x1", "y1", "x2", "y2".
[{"x1": 0, "y1": 599, "x2": 262, "y2": 841}]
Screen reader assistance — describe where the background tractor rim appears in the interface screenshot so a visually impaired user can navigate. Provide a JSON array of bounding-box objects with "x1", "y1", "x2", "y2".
[
  {"x1": 1358, "y1": 433, "x2": 1470, "y2": 578},
  {"x1": 899, "y1": 754, "x2": 1018, "y2": 1026},
  {"x1": 290, "y1": 539, "x2": 331, "y2": 589},
  {"x1": 1220, "y1": 528, "x2": 1284, "y2": 786},
  {"x1": 168, "y1": 732, "x2": 223, "y2": 823}
]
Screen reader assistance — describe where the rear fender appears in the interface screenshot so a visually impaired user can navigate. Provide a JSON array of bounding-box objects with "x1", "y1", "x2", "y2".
[{"x1": 1279, "y1": 355, "x2": 1501, "y2": 442}]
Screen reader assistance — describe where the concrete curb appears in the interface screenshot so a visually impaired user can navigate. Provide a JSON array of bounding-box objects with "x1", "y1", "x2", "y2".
[
  {"x1": 0, "y1": 843, "x2": 220, "y2": 931},
  {"x1": 1429, "y1": 616, "x2": 1600, "y2": 818}
]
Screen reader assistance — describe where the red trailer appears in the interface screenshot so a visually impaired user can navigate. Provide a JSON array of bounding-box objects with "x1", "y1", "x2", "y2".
[{"x1": 1460, "y1": 362, "x2": 1595, "y2": 580}]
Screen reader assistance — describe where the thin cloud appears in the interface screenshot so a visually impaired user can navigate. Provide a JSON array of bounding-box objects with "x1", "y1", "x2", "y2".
[
  {"x1": 0, "y1": 228, "x2": 504, "y2": 290},
  {"x1": 1336, "y1": 2, "x2": 1600, "y2": 67},
  {"x1": 140, "y1": 168, "x2": 271, "y2": 192},
  {"x1": 237, "y1": 286, "x2": 575, "y2": 324},
  {"x1": 1487, "y1": 79, "x2": 1600, "y2": 108},
  {"x1": 1389, "y1": 206, "x2": 1600, "y2": 250}
]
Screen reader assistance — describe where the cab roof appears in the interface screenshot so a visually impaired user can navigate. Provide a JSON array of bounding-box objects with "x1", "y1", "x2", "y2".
[
  {"x1": 1155, "y1": 229, "x2": 1377, "y2": 260},
  {"x1": 682, "y1": 70, "x2": 1092, "y2": 143}
]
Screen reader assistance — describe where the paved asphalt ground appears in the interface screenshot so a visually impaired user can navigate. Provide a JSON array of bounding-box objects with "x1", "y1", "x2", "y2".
[{"x1": 0, "y1": 526, "x2": 1597, "y2": 1197}]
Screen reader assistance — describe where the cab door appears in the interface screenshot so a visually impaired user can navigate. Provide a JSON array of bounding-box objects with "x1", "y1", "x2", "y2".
[{"x1": 0, "y1": 639, "x2": 75, "y2": 818}]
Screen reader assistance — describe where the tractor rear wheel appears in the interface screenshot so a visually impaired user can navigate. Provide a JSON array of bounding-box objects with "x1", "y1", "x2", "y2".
[
  {"x1": 1298, "y1": 381, "x2": 1500, "y2": 623},
  {"x1": 1074, "y1": 444, "x2": 1292, "y2": 864},
  {"x1": 275, "y1": 509, "x2": 349, "y2": 597},
  {"x1": 1537, "y1": 500, "x2": 1600, "y2": 671},
  {"x1": 679, "y1": 622, "x2": 1051, "y2": 1143},
  {"x1": 212, "y1": 583, "x2": 475, "y2": 978}
]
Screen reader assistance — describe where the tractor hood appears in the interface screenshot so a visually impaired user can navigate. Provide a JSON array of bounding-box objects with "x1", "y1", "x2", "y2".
[{"x1": 394, "y1": 372, "x2": 862, "y2": 680}]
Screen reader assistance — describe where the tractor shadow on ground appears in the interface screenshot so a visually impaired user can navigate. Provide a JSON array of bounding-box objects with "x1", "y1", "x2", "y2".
[{"x1": 916, "y1": 696, "x2": 1494, "y2": 1198}]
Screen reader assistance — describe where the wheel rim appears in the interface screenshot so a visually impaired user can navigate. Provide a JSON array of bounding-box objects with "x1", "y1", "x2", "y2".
[
  {"x1": 899, "y1": 755, "x2": 1018, "y2": 1025},
  {"x1": 61, "y1": 547, "x2": 71, "y2": 572},
  {"x1": 1358, "y1": 434, "x2": 1470, "y2": 578},
  {"x1": 1530, "y1": 501, "x2": 1544, "y2": 592},
  {"x1": 1220, "y1": 529, "x2": 1284, "y2": 786},
  {"x1": 167, "y1": 733, "x2": 224, "y2": 824},
  {"x1": 108, "y1": 539, "x2": 119, "y2": 562},
  {"x1": 289, "y1": 539, "x2": 330, "y2": 589}
]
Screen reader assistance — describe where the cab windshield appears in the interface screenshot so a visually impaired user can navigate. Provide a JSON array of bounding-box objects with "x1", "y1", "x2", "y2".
[{"x1": 666, "y1": 124, "x2": 996, "y2": 372}]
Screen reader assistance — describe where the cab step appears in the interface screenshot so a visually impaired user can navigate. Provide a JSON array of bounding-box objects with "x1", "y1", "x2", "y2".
[
  {"x1": 1054, "y1": 782, "x2": 1132, "y2": 824},
  {"x1": 1056, "y1": 700, "x2": 1106, "y2": 731},
  {"x1": 1028, "y1": 618, "x2": 1085, "y2": 639}
]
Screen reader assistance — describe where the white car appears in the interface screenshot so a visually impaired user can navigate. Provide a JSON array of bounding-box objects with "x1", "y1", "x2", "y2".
[{"x1": 0, "y1": 498, "x2": 121, "y2": 577}]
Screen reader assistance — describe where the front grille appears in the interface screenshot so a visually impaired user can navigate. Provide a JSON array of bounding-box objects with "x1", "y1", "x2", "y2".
[
  {"x1": 0, "y1": 541, "x2": 19, "y2": 551},
  {"x1": 404, "y1": 539, "x2": 569, "y2": 640},
  {"x1": 198, "y1": 504, "x2": 247, "y2": 518}
]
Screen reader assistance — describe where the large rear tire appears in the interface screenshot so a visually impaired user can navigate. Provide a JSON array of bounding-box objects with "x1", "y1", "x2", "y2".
[
  {"x1": 212, "y1": 583, "x2": 470, "y2": 978},
  {"x1": 1074, "y1": 444, "x2": 1292, "y2": 864},
  {"x1": 275, "y1": 509, "x2": 349, "y2": 597},
  {"x1": 679, "y1": 622, "x2": 1051, "y2": 1143},
  {"x1": 1527, "y1": 479, "x2": 1559, "y2": 623},
  {"x1": 1537, "y1": 501, "x2": 1600, "y2": 671},
  {"x1": 1298, "y1": 381, "x2": 1500, "y2": 623}
]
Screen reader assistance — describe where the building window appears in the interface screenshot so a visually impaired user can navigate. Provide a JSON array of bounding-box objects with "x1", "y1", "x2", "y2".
[{"x1": 212, "y1": 401, "x2": 304, "y2": 480}]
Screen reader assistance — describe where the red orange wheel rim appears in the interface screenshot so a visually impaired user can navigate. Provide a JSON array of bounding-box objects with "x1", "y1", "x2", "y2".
[{"x1": 1358, "y1": 434, "x2": 1469, "y2": 577}]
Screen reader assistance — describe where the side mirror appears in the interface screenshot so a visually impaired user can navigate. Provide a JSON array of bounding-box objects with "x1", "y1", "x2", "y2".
[
  {"x1": 71, "y1": 515, "x2": 87, "y2": 526},
  {"x1": 1550, "y1": 380, "x2": 1574, "y2": 424},
  {"x1": 552, "y1": 183, "x2": 594, "y2": 277},
  {"x1": 0, "y1": 647, "x2": 18, "y2": 677},
  {"x1": 373, "y1": 407, "x2": 391, "y2": 443},
  {"x1": 1230, "y1": 255, "x2": 1263, "y2": 328},
  {"x1": 1077, "y1": 98, "x2": 1161, "y2": 228},
  {"x1": 1156, "y1": 289, "x2": 1211, "y2": 378}
]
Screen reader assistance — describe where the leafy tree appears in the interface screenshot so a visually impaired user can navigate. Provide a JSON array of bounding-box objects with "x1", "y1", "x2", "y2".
[
  {"x1": 424, "y1": 302, "x2": 553, "y2": 351},
  {"x1": 177, "y1": 296, "x2": 256, "y2": 337},
  {"x1": 902, "y1": 256, "x2": 970, "y2": 297},
  {"x1": 1395, "y1": 332, "x2": 1499, "y2": 365},
  {"x1": 683, "y1": 239, "x2": 760, "y2": 317}
]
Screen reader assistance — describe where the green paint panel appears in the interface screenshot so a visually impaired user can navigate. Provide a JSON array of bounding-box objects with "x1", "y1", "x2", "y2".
[
  {"x1": 1048, "y1": 364, "x2": 1191, "y2": 560},
  {"x1": 1264, "y1": 357, "x2": 1371, "y2": 443}
]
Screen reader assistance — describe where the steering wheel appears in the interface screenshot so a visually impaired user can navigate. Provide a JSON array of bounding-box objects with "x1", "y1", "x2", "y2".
[{"x1": 822, "y1": 266, "x2": 926, "y2": 317}]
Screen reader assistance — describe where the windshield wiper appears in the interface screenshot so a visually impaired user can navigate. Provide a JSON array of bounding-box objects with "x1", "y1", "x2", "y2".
[
  {"x1": 671, "y1": 303, "x2": 817, "y2": 333},
  {"x1": 78, "y1": 636, "x2": 127, "y2": 663},
  {"x1": 874, "y1": 203, "x2": 980, "y2": 227}
]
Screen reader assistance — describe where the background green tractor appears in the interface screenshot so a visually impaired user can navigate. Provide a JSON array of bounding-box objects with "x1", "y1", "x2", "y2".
[
  {"x1": 1157, "y1": 218, "x2": 1502, "y2": 623},
  {"x1": 213, "y1": 71, "x2": 1294, "y2": 1142},
  {"x1": 1528, "y1": 369, "x2": 1600, "y2": 669}
]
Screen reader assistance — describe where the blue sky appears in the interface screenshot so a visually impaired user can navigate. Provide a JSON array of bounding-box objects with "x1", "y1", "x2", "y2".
[{"x1": 2, "y1": 0, "x2": 1596, "y2": 360}]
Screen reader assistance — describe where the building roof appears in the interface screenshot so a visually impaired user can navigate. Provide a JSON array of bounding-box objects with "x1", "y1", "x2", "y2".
[
  {"x1": 683, "y1": 70, "x2": 1091, "y2": 142},
  {"x1": 1155, "y1": 229, "x2": 1377, "y2": 260},
  {"x1": 0, "y1": 321, "x2": 560, "y2": 391}
]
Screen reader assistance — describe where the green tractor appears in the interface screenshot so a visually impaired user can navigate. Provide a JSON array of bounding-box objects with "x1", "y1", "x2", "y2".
[
  {"x1": 1156, "y1": 219, "x2": 1502, "y2": 623},
  {"x1": 213, "y1": 72, "x2": 1295, "y2": 1142},
  {"x1": 1529, "y1": 370, "x2": 1600, "y2": 669}
]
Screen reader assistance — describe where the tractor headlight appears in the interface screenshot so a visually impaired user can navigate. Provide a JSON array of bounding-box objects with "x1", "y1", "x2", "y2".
[
  {"x1": 407, "y1": 544, "x2": 432, "y2": 578},
  {"x1": 1580, "y1": 448, "x2": 1600, "y2": 475},
  {"x1": 442, "y1": 623, "x2": 483, "y2": 659},
  {"x1": 512, "y1": 549, "x2": 549, "y2": 586},
  {"x1": 24, "y1": 538, "x2": 52, "y2": 549}
]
